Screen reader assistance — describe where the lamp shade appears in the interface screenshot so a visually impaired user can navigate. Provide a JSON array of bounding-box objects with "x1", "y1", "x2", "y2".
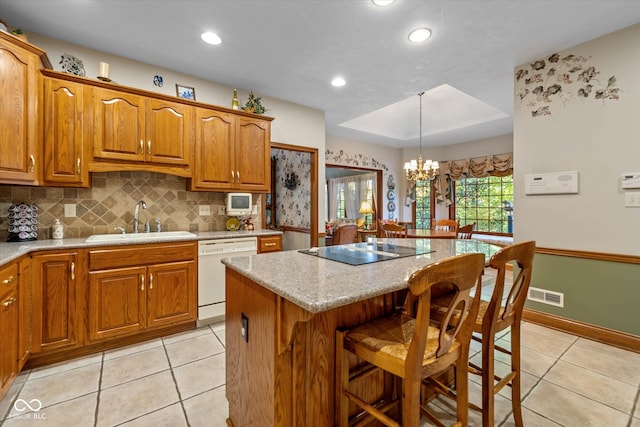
[{"x1": 359, "y1": 201, "x2": 373, "y2": 215}]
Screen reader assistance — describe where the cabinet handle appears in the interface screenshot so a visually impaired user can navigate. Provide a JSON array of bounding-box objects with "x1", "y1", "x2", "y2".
[
  {"x1": 141, "y1": 275, "x2": 145, "y2": 291},
  {"x1": 70, "y1": 262, "x2": 75, "y2": 280},
  {"x1": 139, "y1": 140, "x2": 144, "y2": 154},
  {"x1": 76, "y1": 158, "x2": 81, "y2": 175},
  {"x1": 147, "y1": 140, "x2": 152, "y2": 155},
  {"x1": 265, "y1": 242, "x2": 276, "y2": 247},
  {"x1": 2, "y1": 276, "x2": 15, "y2": 285},
  {"x1": 231, "y1": 171, "x2": 235, "y2": 182},
  {"x1": 237, "y1": 171, "x2": 240, "y2": 182},
  {"x1": 2, "y1": 297, "x2": 16, "y2": 307},
  {"x1": 29, "y1": 155, "x2": 35, "y2": 172},
  {"x1": 149, "y1": 274, "x2": 153, "y2": 290}
]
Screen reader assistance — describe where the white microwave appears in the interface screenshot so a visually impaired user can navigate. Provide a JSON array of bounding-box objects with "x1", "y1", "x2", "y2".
[{"x1": 226, "y1": 193, "x2": 252, "y2": 216}]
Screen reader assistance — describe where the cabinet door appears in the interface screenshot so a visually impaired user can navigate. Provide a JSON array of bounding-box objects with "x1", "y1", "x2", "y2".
[
  {"x1": 0, "y1": 38, "x2": 39, "y2": 184},
  {"x1": 145, "y1": 98, "x2": 192, "y2": 166},
  {"x1": 31, "y1": 252, "x2": 79, "y2": 353},
  {"x1": 88, "y1": 266, "x2": 147, "y2": 342},
  {"x1": 147, "y1": 260, "x2": 196, "y2": 330},
  {"x1": 235, "y1": 117, "x2": 270, "y2": 191},
  {"x1": 92, "y1": 88, "x2": 145, "y2": 162},
  {"x1": 42, "y1": 77, "x2": 89, "y2": 187},
  {"x1": 190, "y1": 107, "x2": 235, "y2": 190},
  {"x1": 0, "y1": 263, "x2": 19, "y2": 400}
]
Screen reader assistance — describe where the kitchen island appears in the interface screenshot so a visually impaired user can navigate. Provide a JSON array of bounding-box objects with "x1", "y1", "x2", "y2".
[{"x1": 222, "y1": 239, "x2": 501, "y2": 427}]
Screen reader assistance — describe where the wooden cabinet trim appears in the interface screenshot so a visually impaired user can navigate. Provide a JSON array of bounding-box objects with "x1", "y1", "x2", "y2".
[{"x1": 88, "y1": 242, "x2": 196, "y2": 270}]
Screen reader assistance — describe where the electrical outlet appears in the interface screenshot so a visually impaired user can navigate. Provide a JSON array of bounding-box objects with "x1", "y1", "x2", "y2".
[
  {"x1": 241, "y1": 313, "x2": 249, "y2": 343},
  {"x1": 217, "y1": 205, "x2": 226, "y2": 215},
  {"x1": 0, "y1": 202, "x2": 10, "y2": 218},
  {"x1": 198, "y1": 205, "x2": 211, "y2": 216},
  {"x1": 64, "y1": 204, "x2": 76, "y2": 217},
  {"x1": 251, "y1": 204, "x2": 258, "y2": 215}
]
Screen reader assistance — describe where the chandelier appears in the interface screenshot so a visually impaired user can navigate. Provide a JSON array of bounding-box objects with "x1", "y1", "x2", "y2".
[{"x1": 404, "y1": 92, "x2": 439, "y2": 181}]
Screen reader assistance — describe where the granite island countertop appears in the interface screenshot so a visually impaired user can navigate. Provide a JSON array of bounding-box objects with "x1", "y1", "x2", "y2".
[
  {"x1": 0, "y1": 229, "x2": 282, "y2": 266},
  {"x1": 222, "y1": 239, "x2": 502, "y2": 313}
]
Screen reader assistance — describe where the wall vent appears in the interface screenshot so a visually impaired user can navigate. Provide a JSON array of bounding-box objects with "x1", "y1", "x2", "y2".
[{"x1": 528, "y1": 287, "x2": 564, "y2": 307}]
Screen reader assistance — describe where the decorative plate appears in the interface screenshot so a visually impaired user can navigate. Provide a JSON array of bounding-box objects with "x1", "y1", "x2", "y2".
[
  {"x1": 226, "y1": 217, "x2": 240, "y2": 231},
  {"x1": 59, "y1": 53, "x2": 86, "y2": 76},
  {"x1": 387, "y1": 174, "x2": 395, "y2": 189},
  {"x1": 387, "y1": 189, "x2": 396, "y2": 201},
  {"x1": 387, "y1": 201, "x2": 396, "y2": 212}
]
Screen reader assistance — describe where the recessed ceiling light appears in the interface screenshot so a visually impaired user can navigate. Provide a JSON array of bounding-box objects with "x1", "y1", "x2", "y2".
[
  {"x1": 408, "y1": 28, "x2": 432, "y2": 43},
  {"x1": 331, "y1": 77, "x2": 346, "y2": 87},
  {"x1": 201, "y1": 32, "x2": 222, "y2": 45},
  {"x1": 372, "y1": 0, "x2": 395, "y2": 6}
]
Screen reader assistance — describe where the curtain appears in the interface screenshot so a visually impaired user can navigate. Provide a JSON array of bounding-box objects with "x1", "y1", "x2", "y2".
[
  {"x1": 435, "y1": 153, "x2": 513, "y2": 205},
  {"x1": 328, "y1": 180, "x2": 342, "y2": 221},
  {"x1": 328, "y1": 172, "x2": 377, "y2": 219}
]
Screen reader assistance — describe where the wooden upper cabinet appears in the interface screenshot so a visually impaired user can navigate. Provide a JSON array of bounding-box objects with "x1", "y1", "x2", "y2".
[
  {"x1": 91, "y1": 87, "x2": 193, "y2": 174},
  {"x1": 92, "y1": 88, "x2": 146, "y2": 163},
  {"x1": 189, "y1": 108, "x2": 271, "y2": 192},
  {"x1": 145, "y1": 98, "x2": 192, "y2": 166},
  {"x1": 42, "y1": 76, "x2": 89, "y2": 187},
  {"x1": 235, "y1": 117, "x2": 270, "y2": 191},
  {"x1": 190, "y1": 107, "x2": 235, "y2": 190},
  {"x1": 0, "y1": 34, "x2": 44, "y2": 185}
]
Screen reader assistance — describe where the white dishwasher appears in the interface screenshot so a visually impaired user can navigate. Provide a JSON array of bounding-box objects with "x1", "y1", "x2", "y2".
[{"x1": 198, "y1": 237, "x2": 257, "y2": 326}]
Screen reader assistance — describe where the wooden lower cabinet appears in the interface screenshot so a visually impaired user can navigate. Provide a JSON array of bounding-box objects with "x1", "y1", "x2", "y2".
[
  {"x1": 0, "y1": 262, "x2": 19, "y2": 401},
  {"x1": 88, "y1": 242, "x2": 197, "y2": 343},
  {"x1": 30, "y1": 251, "x2": 80, "y2": 354},
  {"x1": 257, "y1": 234, "x2": 282, "y2": 253}
]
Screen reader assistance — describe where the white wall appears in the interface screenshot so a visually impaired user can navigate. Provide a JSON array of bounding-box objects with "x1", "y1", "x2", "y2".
[
  {"x1": 514, "y1": 24, "x2": 640, "y2": 255},
  {"x1": 325, "y1": 136, "x2": 404, "y2": 221},
  {"x1": 28, "y1": 32, "x2": 327, "y2": 232}
]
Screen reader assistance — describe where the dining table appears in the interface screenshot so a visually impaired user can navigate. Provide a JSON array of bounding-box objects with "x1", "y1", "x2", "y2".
[{"x1": 406, "y1": 228, "x2": 457, "y2": 239}]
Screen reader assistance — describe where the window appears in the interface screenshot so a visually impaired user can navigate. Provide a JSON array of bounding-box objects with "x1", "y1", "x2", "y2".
[
  {"x1": 327, "y1": 173, "x2": 376, "y2": 222},
  {"x1": 454, "y1": 175, "x2": 513, "y2": 234},
  {"x1": 413, "y1": 181, "x2": 432, "y2": 229}
]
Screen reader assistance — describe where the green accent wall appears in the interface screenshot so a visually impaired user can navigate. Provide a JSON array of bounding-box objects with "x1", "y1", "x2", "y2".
[{"x1": 527, "y1": 254, "x2": 640, "y2": 336}]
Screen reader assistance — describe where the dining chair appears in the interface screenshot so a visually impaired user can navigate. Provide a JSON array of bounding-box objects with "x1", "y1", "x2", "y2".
[
  {"x1": 335, "y1": 253, "x2": 485, "y2": 427},
  {"x1": 432, "y1": 219, "x2": 459, "y2": 234},
  {"x1": 381, "y1": 222, "x2": 407, "y2": 238},
  {"x1": 430, "y1": 240, "x2": 536, "y2": 427},
  {"x1": 332, "y1": 223, "x2": 358, "y2": 245},
  {"x1": 457, "y1": 222, "x2": 475, "y2": 239}
]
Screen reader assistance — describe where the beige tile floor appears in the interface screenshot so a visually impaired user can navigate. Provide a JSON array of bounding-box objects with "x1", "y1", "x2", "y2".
[{"x1": 1, "y1": 320, "x2": 639, "y2": 426}]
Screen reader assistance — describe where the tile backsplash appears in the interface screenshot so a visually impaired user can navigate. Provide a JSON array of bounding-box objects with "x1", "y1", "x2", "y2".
[{"x1": 0, "y1": 171, "x2": 261, "y2": 241}]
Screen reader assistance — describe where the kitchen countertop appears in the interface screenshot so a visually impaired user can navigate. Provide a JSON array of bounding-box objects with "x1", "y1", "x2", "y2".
[
  {"x1": 0, "y1": 229, "x2": 283, "y2": 266},
  {"x1": 222, "y1": 238, "x2": 502, "y2": 313}
]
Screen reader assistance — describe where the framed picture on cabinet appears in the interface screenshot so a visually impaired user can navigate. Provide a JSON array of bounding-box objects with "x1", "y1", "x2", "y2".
[{"x1": 176, "y1": 84, "x2": 196, "y2": 100}]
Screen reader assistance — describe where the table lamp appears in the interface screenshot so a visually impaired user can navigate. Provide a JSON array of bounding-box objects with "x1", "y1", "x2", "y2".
[{"x1": 359, "y1": 201, "x2": 374, "y2": 230}]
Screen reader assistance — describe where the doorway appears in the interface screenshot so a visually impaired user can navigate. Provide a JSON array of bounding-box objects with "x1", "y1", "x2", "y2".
[{"x1": 267, "y1": 142, "x2": 318, "y2": 249}]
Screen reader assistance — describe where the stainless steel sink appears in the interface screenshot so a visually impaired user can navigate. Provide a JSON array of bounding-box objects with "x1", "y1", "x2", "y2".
[{"x1": 86, "y1": 231, "x2": 196, "y2": 242}]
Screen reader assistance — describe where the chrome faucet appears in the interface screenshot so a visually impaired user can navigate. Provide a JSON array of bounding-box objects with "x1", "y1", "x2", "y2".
[{"x1": 133, "y1": 200, "x2": 147, "y2": 233}]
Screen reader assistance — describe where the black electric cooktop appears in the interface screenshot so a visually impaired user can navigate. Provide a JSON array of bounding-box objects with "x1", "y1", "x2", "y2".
[{"x1": 299, "y1": 242, "x2": 434, "y2": 266}]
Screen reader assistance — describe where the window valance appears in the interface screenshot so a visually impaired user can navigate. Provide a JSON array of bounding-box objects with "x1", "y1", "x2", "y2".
[{"x1": 434, "y1": 153, "x2": 513, "y2": 205}]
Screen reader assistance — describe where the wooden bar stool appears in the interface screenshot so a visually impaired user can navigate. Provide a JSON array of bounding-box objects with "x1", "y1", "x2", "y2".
[
  {"x1": 429, "y1": 241, "x2": 535, "y2": 426},
  {"x1": 335, "y1": 253, "x2": 485, "y2": 427}
]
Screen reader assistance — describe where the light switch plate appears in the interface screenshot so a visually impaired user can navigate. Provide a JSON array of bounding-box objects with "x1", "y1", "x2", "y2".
[
  {"x1": 198, "y1": 205, "x2": 211, "y2": 216},
  {"x1": 625, "y1": 192, "x2": 640, "y2": 207},
  {"x1": 64, "y1": 204, "x2": 76, "y2": 217},
  {"x1": 217, "y1": 205, "x2": 226, "y2": 215}
]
